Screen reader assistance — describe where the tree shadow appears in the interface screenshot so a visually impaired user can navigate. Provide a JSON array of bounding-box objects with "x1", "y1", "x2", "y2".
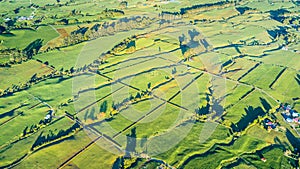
[
  {"x1": 286, "y1": 129, "x2": 300, "y2": 152},
  {"x1": 235, "y1": 106, "x2": 265, "y2": 131},
  {"x1": 188, "y1": 29, "x2": 200, "y2": 41},
  {"x1": 295, "y1": 74, "x2": 300, "y2": 86},
  {"x1": 125, "y1": 127, "x2": 137, "y2": 157},
  {"x1": 195, "y1": 103, "x2": 210, "y2": 115},
  {"x1": 259, "y1": 97, "x2": 272, "y2": 112}
]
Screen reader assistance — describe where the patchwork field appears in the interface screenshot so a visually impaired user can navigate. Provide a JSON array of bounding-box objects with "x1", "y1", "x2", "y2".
[{"x1": 0, "y1": 0, "x2": 300, "y2": 168}]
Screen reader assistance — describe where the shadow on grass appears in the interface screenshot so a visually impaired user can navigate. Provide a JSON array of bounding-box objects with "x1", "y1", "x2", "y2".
[
  {"x1": 234, "y1": 106, "x2": 265, "y2": 132},
  {"x1": 295, "y1": 74, "x2": 300, "y2": 86}
]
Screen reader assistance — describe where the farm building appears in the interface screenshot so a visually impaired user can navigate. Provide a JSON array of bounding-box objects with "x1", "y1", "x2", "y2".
[
  {"x1": 280, "y1": 103, "x2": 299, "y2": 124},
  {"x1": 286, "y1": 118, "x2": 293, "y2": 123},
  {"x1": 292, "y1": 111, "x2": 299, "y2": 118},
  {"x1": 44, "y1": 114, "x2": 51, "y2": 120},
  {"x1": 263, "y1": 118, "x2": 276, "y2": 129}
]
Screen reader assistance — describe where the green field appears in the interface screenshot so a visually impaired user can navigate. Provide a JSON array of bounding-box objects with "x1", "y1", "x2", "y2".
[
  {"x1": 0, "y1": 26, "x2": 59, "y2": 50},
  {"x1": 1, "y1": 0, "x2": 300, "y2": 168},
  {"x1": 0, "y1": 60, "x2": 52, "y2": 90}
]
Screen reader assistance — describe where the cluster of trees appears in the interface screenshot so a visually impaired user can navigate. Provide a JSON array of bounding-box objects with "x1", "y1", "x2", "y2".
[
  {"x1": 112, "y1": 90, "x2": 151, "y2": 110},
  {"x1": 159, "y1": 12, "x2": 182, "y2": 20},
  {"x1": 0, "y1": 17, "x2": 17, "y2": 34},
  {"x1": 268, "y1": 26, "x2": 300, "y2": 45},
  {"x1": 84, "y1": 107, "x2": 98, "y2": 121},
  {"x1": 0, "y1": 82, "x2": 30, "y2": 97},
  {"x1": 112, "y1": 157, "x2": 125, "y2": 169},
  {"x1": 195, "y1": 103, "x2": 210, "y2": 116},
  {"x1": 235, "y1": 6, "x2": 253, "y2": 15},
  {"x1": 83, "y1": 100, "x2": 111, "y2": 121},
  {"x1": 1, "y1": 0, "x2": 125, "y2": 29},
  {"x1": 50, "y1": 8, "x2": 124, "y2": 25},
  {"x1": 31, "y1": 123, "x2": 80, "y2": 150},
  {"x1": 0, "y1": 38, "x2": 44, "y2": 67},
  {"x1": 194, "y1": 83, "x2": 214, "y2": 121},
  {"x1": 58, "y1": 64, "x2": 92, "y2": 76},
  {"x1": 0, "y1": 69, "x2": 59, "y2": 97},
  {"x1": 0, "y1": 63, "x2": 90, "y2": 97},
  {"x1": 1, "y1": 43, "x2": 94, "y2": 97},
  {"x1": 87, "y1": 36, "x2": 137, "y2": 73},
  {"x1": 0, "y1": 25, "x2": 7, "y2": 34},
  {"x1": 22, "y1": 110, "x2": 53, "y2": 138},
  {"x1": 178, "y1": 29, "x2": 209, "y2": 58},
  {"x1": 22, "y1": 118, "x2": 51, "y2": 137},
  {"x1": 269, "y1": 9, "x2": 299, "y2": 41},
  {"x1": 270, "y1": 9, "x2": 290, "y2": 23},
  {"x1": 0, "y1": 48, "x2": 27, "y2": 65}
]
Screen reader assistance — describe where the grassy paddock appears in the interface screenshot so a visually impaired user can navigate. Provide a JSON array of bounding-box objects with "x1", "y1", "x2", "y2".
[
  {"x1": 0, "y1": 60, "x2": 52, "y2": 90},
  {"x1": 0, "y1": 26, "x2": 59, "y2": 49}
]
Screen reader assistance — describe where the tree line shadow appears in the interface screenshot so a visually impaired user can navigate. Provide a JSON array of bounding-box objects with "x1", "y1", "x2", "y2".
[{"x1": 232, "y1": 97, "x2": 271, "y2": 132}]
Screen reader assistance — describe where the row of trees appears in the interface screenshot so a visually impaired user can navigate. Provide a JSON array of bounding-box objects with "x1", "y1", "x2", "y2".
[
  {"x1": 83, "y1": 89, "x2": 151, "y2": 122},
  {"x1": 159, "y1": 0, "x2": 236, "y2": 19},
  {"x1": 22, "y1": 117, "x2": 51, "y2": 137},
  {"x1": 31, "y1": 123, "x2": 80, "y2": 150},
  {"x1": 87, "y1": 35, "x2": 138, "y2": 73},
  {"x1": 63, "y1": 16, "x2": 153, "y2": 46},
  {"x1": 0, "y1": 69, "x2": 59, "y2": 97},
  {"x1": 0, "y1": 38, "x2": 43, "y2": 66}
]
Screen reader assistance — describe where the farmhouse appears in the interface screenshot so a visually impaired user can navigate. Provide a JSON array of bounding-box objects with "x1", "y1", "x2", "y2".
[
  {"x1": 286, "y1": 118, "x2": 293, "y2": 123},
  {"x1": 280, "y1": 104, "x2": 299, "y2": 124},
  {"x1": 281, "y1": 46, "x2": 288, "y2": 51},
  {"x1": 263, "y1": 118, "x2": 276, "y2": 129},
  {"x1": 18, "y1": 16, "x2": 34, "y2": 21},
  {"x1": 292, "y1": 111, "x2": 299, "y2": 118}
]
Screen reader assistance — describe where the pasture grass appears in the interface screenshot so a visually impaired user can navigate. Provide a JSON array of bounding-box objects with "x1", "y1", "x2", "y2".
[
  {"x1": 0, "y1": 60, "x2": 52, "y2": 90},
  {"x1": 66, "y1": 141, "x2": 118, "y2": 169},
  {"x1": 224, "y1": 90, "x2": 277, "y2": 124},
  {"x1": 240, "y1": 64, "x2": 284, "y2": 90},
  {"x1": 15, "y1": 131, "x2": 92, "y2": 169},
  {"x1": 0, "y1": 26, "x2": 59, "y2": 49},
  {"x1": 156, "y1": 122, "x2": 232, "y2": 167},
  {"x1": 250, "y1": 50, "x2": 300, "y2": 70}
]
